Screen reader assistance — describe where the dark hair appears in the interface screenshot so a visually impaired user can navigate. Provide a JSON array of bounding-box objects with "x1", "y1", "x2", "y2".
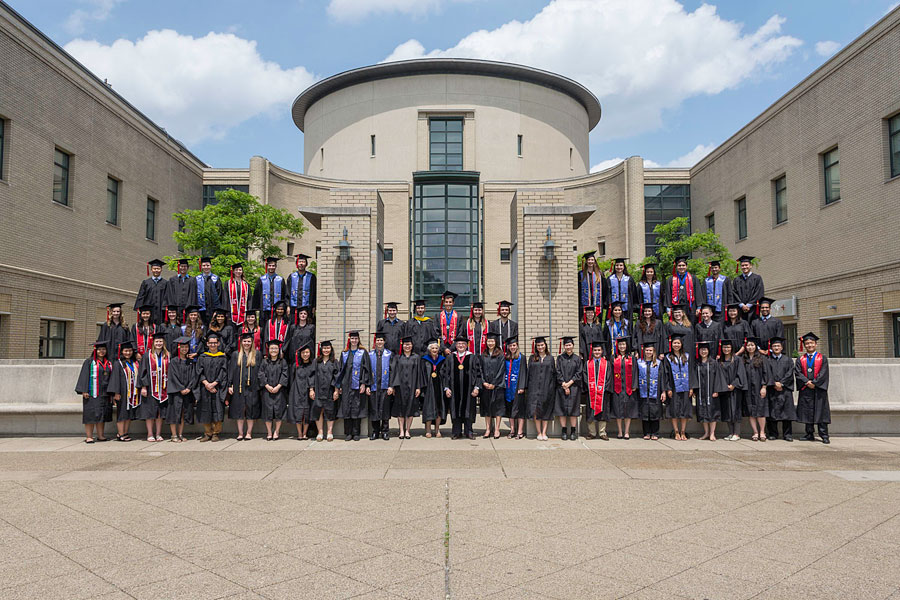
[
  {"x1": 745, "y1": 350, "x2": 765, "y2": 369},
  {"x1": 484, "y1": 346, "x2": 503, "y2": 358},
  {"x1": 639, "y1": 312, "x2": 656, "y2": 334},
  {"x1": 639, "y1": 267, "x2": 658, "y2": 285}
]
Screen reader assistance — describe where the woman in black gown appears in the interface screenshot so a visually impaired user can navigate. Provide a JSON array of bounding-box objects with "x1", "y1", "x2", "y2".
[
  {"x1": 390, "y1": 335, "x2": 422, "y2": 439},
  {"x1": 526, "y1": 336, "x2": 556, "y2": 441},
  {"x1": 287, "y1": 342, "x2": 315, "y2": 440},
  {"x1": 421, "y1": 339, "x2": 450, "y2": 438},
  {"x1": 165, "y1": 336, "x2": 197, "y2": 443},
  {"x1": 108, "y1": 340, "x2": 139, "y2": 441},
  {"x1": 312, "y1": 341, "x2": 340, "y2": 442},
  {"x1": 742, "y1": 337, "x2": 769, "y2": 441},
  {"x1": 554, "y1": 336, "x2": 583, "y2": 441},
  {"x1": 259, "y1": 338, "x2": 289, "y2": 441},
  {"x1": 227, "y1": 333, "x2": 262, "y2": 440},
  {"x1": 718, "y1": 339, "x2": 747, "y2": 441},
  {"x1": 75, "y1": 340, "x2": 113, "y2": 443},
  {"x1": 478, "y1": 332, "x2": 506, "y2": 439}
]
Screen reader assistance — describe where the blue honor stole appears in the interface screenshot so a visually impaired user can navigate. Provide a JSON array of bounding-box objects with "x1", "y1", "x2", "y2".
[
  {"x1": 638, "y1": 359, "x2": 660, "y2": 399},
  {"x1": 343, "y1": 349, "x2": 364, "y2": 389},
  {"x1": 610, "y1": 275, "x2": 631, "y2": 307},
  {"x1": 505, "y1": 356, "x2": 521, "y2": 403},
  {"x1": 261, "y1": 275, "x2": 284, "y2": 311},
  {"x1": 639, "y1": 281, "x2": 661, "y2": 315},
  {"x1": 668, "y1": 355, "x2": 690, "y2": 393},
  {"x1": 705, "y1": 276, "x2": 725, "y2": 312},
  {"x1": 289, "y1": 271, "x2": 311, "y2": 307},
  {"x1": 368, "y1": 349, "x2": 391, "y2": 390}
]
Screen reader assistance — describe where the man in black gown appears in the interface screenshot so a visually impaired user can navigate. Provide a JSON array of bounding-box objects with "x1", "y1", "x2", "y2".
[
  {"x1": 167, "y1": 258, "x2": 192, "y2": 319},
  {"x1": 377, "y1": 302, "x2": 405, "y2": 354},
  {"x1": 134, "y1": 259, "x2": 168, "y2": 325},
  {"x1": 448, "y1": 334, "x2": 481, "y2": 440},
  {"x1": 731, "y1": 255, "x2": 765, "y2": 323}
]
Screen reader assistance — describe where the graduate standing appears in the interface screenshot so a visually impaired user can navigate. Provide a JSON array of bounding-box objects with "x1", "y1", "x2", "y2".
[
  {"x1": 391, "y1": 335, "x2": 422, "y2": 439},
  {"x1": 607, "y1": 258, "x2": 637, "y2": 318},
  {"x1": 795, "y1": 332, "x2": 830, "y2": 444},
  {"x1": 579, "y1": 306, "x2": 604, "y2": 359},
  {"x1": 582, "y1": 341, "x2": 612, "y2": 440},
  {"x1": 377, "y1": 302, "x2": 405, "y2": 354},
  {"x1": 108, "y1": 340, "x2": 139, "y2": 441},
  {"x1": 723, "y1": 304, "x2": 751, "y2": 356},
  {"x1": 195, "y1": 331, "x2": 228, "y2": 442},
  {"x1": 447, "y1": 334, "x2": 481, "y2": 440},
  {"x1": 228, "y1": 334, "x2": 262, "y2": 440},
  {"x1": 609, "y1": 337, "x2": 638, "y2": 439},
  {"x1": 766, "y1": 337, "x2": 796, "y2": 442},
  {"x1": 743, "y1": 337, "x2": 769, "y2": 441},
  {"x1": 731, "y1": 255, "x2": 765, "y2": 323},
  {"x1": 664, "y1": 256, "x2": 701, "y2": 322},
  {"x1": 262, "y1": 300, "x2": 292, "y2": 351},
  {"x1": 694, "y1": 341, "x2": 726, "y2": 440},
  {"x1": 312, "y1": 341, "x2": 340, "y2": 442},
  {"x1": 718, "y1": 339, "x2": 747, "y2": 441},
  {"x1": 241, "y1": 310, "x2": 262, "y2": 352},
  {"x1": 252, "y1": 256, "x2": 287, "y2": 326},
  {"x1": 187, "y1": 257, "x2": 224, "y2": 325},
  {"x1": 526, "y1": 336, "x2": 556, "y2": 441},
  {"x1": 286, "y1": 342, "x2": 315, "y2": 441},
  {"x1": 604, "y1": 302, "x2": 632, "y2": 357},
  {"x1": 635, "y1": 303, "x2": 665, "y2": 358},
  {"x1": 131, "y1": 306, "x2": 157, "y2": 363},
  {"x1": 223, "y1": 263, "x2": 251, "y2": 328},
  {"x1": 752, "y1": 298, "x2": 785, "y2": 353},
  {"x1": 421, "y1": 339, "x2": 449, "y2": 438},
  {"x1": 694, "y1": 304, "x2": 724, "y2": 349},
  {"x1": 165, "y1": 336, "x2": 197, "y2": 443},
  {"x1": 134, "y1": 259, "x2": 168, "y2": 324},
  {"x1": 665, "y1": 305, "x2": 695, "y2": 359},
  {"x1": 478, "y1": 331, "x2": 506, "y2": 439},
  {"x1": 436, "y1": 291, "x2": 461, "y2": 354},
  {"x1": 663, "y1": 333, "x2": 693, "y2": 441},
  {"x1": 579, "y1": 251, "x2": 606, "y2": 313},
  {"x1": 504, "y1": 337, "x2": 528, "y2": 439},
  {"x1": 287, "y1": 253, "x2": 317, "y2": 322},
  {"x1": 489, "y1": 300, "x2": 518, "y2": 350},
  {"x1": 259, "y1": 338, "x2": 289, "y2": 441},
  {"x1": 366, "y1": 332, "x2": 395, "y2": 440},
  {"x1": 207, "y1": 308, "x2": 235, "y2": 357},
  {"x1": 554, "y1": 336, "x2": 583, "y2": 440},
  {"x1": 162, "y1": 308, "x2": 182, "y2": 356},
  {"x1": 457, "y1": 302, "x2": 489, "y2": 356},
  {"x1": 180, "y1": 306, "x2": 205, "y2": 361},
  {"x1": 637, "y1": 342, "x2": 665, "y2": 440},
  {"x1": 405, "y1": 299, "x2": 436, "y2": 355},
  {"x1": 702, "y1": 260, "x2": 732, "y2": 322},
  {"x1": 335, "y1": 330, "x2": 372, "y2": 441},
  {"x1": 166, "y1": 258, "x2": 192, "y2": 318},
  {"x1": 98, "y1": 303, "x2": 130, "y2": 358},
  {"x1": 75, "y1": 340, "x2": 113, "y2": 443},
  {"x1": 636, "y1": 262, "x2": 663, "y2": 319},
  {"x1": 285, "y1": 306, "x2": 314, "y2": 361},
  {"x1": 137, "y1": 331, "x2": 169, "y2": 442}
]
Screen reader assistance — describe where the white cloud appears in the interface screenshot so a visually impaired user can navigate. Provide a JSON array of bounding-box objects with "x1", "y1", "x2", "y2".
[
  {"x1": 327, "y1": 0, "x2": 471, "y2": 21},
  {"x1": 590, "y1": 142, "x2": 716, "y2": 172},
  {"x1": 65, "y1": 30, "x2": 316, "y2": 144},
  {"x1": 385, "y1": 0, "x2": 802, "y2": 141},
  {"x1": 814, "y1": 40, "x2": 841, "y2": 57},
  {"x1": 65, "y1": 0, "x2": 124, "y2": 35}
]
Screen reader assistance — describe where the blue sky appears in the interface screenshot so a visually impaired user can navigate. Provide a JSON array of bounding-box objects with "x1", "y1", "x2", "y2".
[{"x1": 11, "y1": 0, "x2": 899, "y2": 171}]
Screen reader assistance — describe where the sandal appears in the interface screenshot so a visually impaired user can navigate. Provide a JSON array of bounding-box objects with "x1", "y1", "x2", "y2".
[
  {"x1": 326, "y1": 433, "x2": 334, "y2": 442},
  {"x1": 643, "y1": 435, "x2": 651, "y2": 440},
  {"x1": 244, "y1": 436, "x2": 252, "y2": 441},
  {"x1": 751, "y1": 434, "x2": 759, "y2": 441},
  {"x1": 272, "y1": 434, "x2": 279, "y2": 441},
  {"x1": 617, "y1": 434, "x2": 624, "y2": 439},
  {"x1": 96, "y1": 437, "x2": 110, "y2": 442},
  {"x1": 266, "y1": 435, "x2": 273, "y2": 441},
  {"x1": 493, "y1": 432, "x2": 500, "y2": 440},
  {"x1": 759, "y1": 435, "x2": 767, "y2": 442},
  {"x1": 651, "y1": 435, "x2": 659, "y2": 440},
  {"x1": 236, "y1": 436, "x2": 244, "y2": 441},
  {"x1": 517, "y1": 433, "x2": 525, "y2": 440},
  {"x1": 147, "y1": 436, "x2": 156, "y2": 442},
  {"x1": 425, "y1": 432, "x2": 432, "y2": 438},
  {"x1": 482, "y1": 432, "x2": 491, "y2": 439},
  {"x1": 624, "y1": 434, "x2": 630, "y2": 440},
  {"x1": 170, "y1": 437, "x2": 183, "y2": 443},
  {"x1": 507, "y1": 432, "x2": 516, "y2": 439},
  {"x1": 316, "y1": 434, "x2": 323, "y2": 442},
  {"x1": 84, "y1": 438, "x2": 95, "y2": 444}
]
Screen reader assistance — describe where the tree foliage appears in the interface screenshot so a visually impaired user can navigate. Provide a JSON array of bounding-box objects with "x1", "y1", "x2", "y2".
[{"x1": 168, "y1": 189, "x2": 307, "y2": 286}]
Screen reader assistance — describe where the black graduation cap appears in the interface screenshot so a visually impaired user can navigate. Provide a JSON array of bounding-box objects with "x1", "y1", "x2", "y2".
[
  {"x1": 441, "y1": 291, "x2": 458, "y2": 300},
  {"x1": 400, "y1": 334, "x2": 414, "y2": 343},
  {"x1": 708, "y1": 260, "x2": 721, "y2": 267},
  {"x1": 674, "y1": 255, "x2": 689, "y2": 263},
  {"x1": 454, "y1": 333, "x2": 469, "y2": 343},
  {"x1": 582, "y1": 251, "x2": 597, "y2": 259},
  {"x1": 107, "y1": 302, "x2": 123, "y2": 309},
  {"x1": 612, "y1": 257, "x2": 627, "y2": 264},
  {"x1": 295, "y1": 253, "x2": 311, "y2": 261},
  {"x1": 505, "y1": 335, "x2": 519, "y2": 345},
  {"x1": 496, "y1": 300, "x2": 513, "y2": 307},
  {"x1": 559, "y1": 336, "x2": 575, "y2": 345},
  {"x1": 174, "y1": 336, "x2": 192, "y2": 345},
  {"x1": 744, "y1": 336, "x2": 761, "y2": 346},
  {"x1": 801, "y1": 332, "x2": 820, "y2": 342},
  {"x1": 737, "y1": 255, "x2": 755, "y2": 263},
  {"x1": 238, "y1": 332, "x2": 254, "y2": 341},
  {"x1": 147, "y1": 258, "x2": 165, "y2": 268},
  {"x1": 486, "y1": 331, "x2": 502, "y2": 339},
  {"x1": 319, "y1": 339, "x2": 333, "y2": 347},
  {"x1": 726, "y1": 303, "x2": 742, "y2": 311},
  {"x1": 641, "y1": 340, "x2": 657, "y2": 348},
  {"x1": 265, "y1": 256, "x2": 280, "y2": 264},
  {"x1": 696, "y1": 340, "x2": 713, "y2": 350},
  {"x1": 583, "y1": 305, "x2": 596, "y2": 311},
  {"x1": 184, "y1": 305, "x2": 200, "y2": 314},
  {"x1": 670, "y1": 303, "x2": 687, "y2": 312},
  {"x1": 346, "y1": 330, "x2": 361, "y2": 337},
  {"x1": 272, "y1": 300, "x2": 288, "y2": 310},
  {"x1": 425, "y1": 337, "x2": 441, "y2": 346},
  {"x1": 719, "y1": 338, "x2": 734, "y2": 346},
  {"x1": 609, "y1": 300, "x2": 624, "y2": 308},
  {"x1": 700, "y1": 303, "x2": 716, "y2": 312},
  {"x1": 640, "y1": 302, "x2": 656, "y2": 310},
  {"x1": 769, "y1": 336, "x2": 786, "y2": 345},
  {"x1": 137, "y1": 304, "x2": 155, "y2": 312},
  {"x1": 531, "y1": 336, "x2": 547, "y2": 344},
  {"x1": 93, "y1": 339, "x2": 109, "y2": 347},
  {"x1": 373, "y1": 330, "x2": 386, "y2": 340},
  {"x1": 758, "y1": 297, "x2": 775, "y2": 306},
  {"x1": 205, "y1": 331, "x2": 221, "y2": 341},
  {"x1": 230, "y1": 262, "x2": 243, "y2": 270},
  {"x1": 385, "y1": 302, "x2": 400, "y2": 310},
  {"x1": 296, "y1": 305, "x2": 311, "y2": 314},
  {"x1": 211, "y1": 308, "x2": 227, "y2": 316},
  {"x1": 413, "y1": 299, "x2": 427, "y2": 307},
  {"x1": 471, "y1": 301, "x2": 484, "y2": 309},
  {"x1": 117, "y1": 340, "x2": 134, "y2": 350},
  {"x1": 642, "y1": 261, "x2": 657, "y2": 269},
  {"x1": 150, "y1": 330, "x2": 169, "y2": 339},
  {"x1": 669, "y1": 331, "x2": 686, "y2": 340},
  {"x1": 199, "y1": 256, "x2": 213, "y2": 263},
  {"x1": 590, "y1": 340, "x2": 605, "y2": 348},
  {"x1": 266, "y1": 338, "x2": 284, "y2": 346},
  {"x1": 177, "y1": 258, "x2": 190, "y2": 265}
]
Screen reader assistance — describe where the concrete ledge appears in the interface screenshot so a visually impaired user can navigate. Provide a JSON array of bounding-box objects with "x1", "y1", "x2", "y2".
[{"x1": 299, "y1": 206, "x2": 371, "y2": 228}]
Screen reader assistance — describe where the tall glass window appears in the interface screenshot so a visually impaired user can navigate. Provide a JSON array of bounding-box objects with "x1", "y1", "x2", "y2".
[
  {"x1": 146, "y1": 197, "x2": 157, "y2": 241},
  {"x1": 202, "y1": 184, "x2": 249, "y2": 208},
  {"x1": 736, "y1": 197, "x2": 747, "y2": 240},
  {"x1": 890, "y1": 115, "x2": 900, "y2": 179},
  {"x1": 53, "y1": 148, "x2": 70, "y2": 205},
  {"x1": 643, "y1": 184, "x2": 690, "y2": 257},
  {"x1": 39, "y1": 319, "x2": 66, "y2": 358},
  {"x1": 0, "y1": 118, "x2": 5, "y2": 180},
  {"x1": 828, "y1": 318, "x2": 854, "y2": 358},
  {"x1": 411, "y1": 179, "x2": 481, "y2": 310},
  {"x1": 706, "y1": 213, "x2": 715, "y2": 232},
  {"x1": 106, "y1": 177, "x2": 119, "y2": 225},
  {"x1": 774, "y1": 175, "x2": 787, "y2": 224},
  {"x1": 823, "y1": 147, "x2": 840, "y2": 204},
  {"x1": 429, "y1": 118, "x2": 463, "y2": 171}
]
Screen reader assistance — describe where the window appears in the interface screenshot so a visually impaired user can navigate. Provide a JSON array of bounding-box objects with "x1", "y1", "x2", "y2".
[
  {"x1": 53, "y1": 148, "x2": 70, "y2": 205},
  {"x1": 177, "y1": 218, "x2": 185, "y2": 252},
  {"x1": 286, "y1": 242, "x2": 295, "y2": 257},
  {"x1": 429, "y1": 118, "x2": 463, "y2": 171},
  {"x1": 0, "y1": 118, "x2": 5, "y2": 180},
  {"x1": 736, "y1": 197, "x2": 747, "y2": 240},
  {"x1": 383, "y1": 247, "x2": 394, "y2": 262},
  {"x1": 39, "y1": 319, "x2": 66, "y2": 358},
  {"x1": 500, "y1": 247, "x2": 510, "y2": 262},
  {"x1": 517, "y1": 134, "x2": 523, "y2": 157},
  {"x1": 370, "y1": 134, "x2": 376, "y2": 157},
  {"x1": 411, "y1": 178, "x2": 481, "y2": 310},
  {"x1": 774, "y1": 175, "x2": 787, "y2": 224},
  {"x1": 890, "y1": 115, "x2": 900, "y2": 179},
  {"x1": 202, "y1": 185, "x2": 248, "y2": 208},
  {"x1": 823, "y1": 147, "x2": 840, "y2": 204},
  {"x1": 828, "y1": 318, "x2": 854, "y2": 358},
  {"x1": 597, "y1": 241, "x2": 606, "y2": 256},
  {"x1": 783, "y1": 323, "x2": 798, "y2": 357},
  {"x1": 893, "y1": 313, "x2": 900, "y2": 357},
  {"x1": 569, "y1": 147, "x2": 573, "y2": 169},
  {"x1": 643, "y1": 185, "x2": 691, "y2": 256},
  {"x1": 106, "y1": 177, "x2": 119, "y2": 225},
  {"x1": 320, "y1": 147, "x2": 324, "y2": 169},
  {"x1": 706, "y1": 213, "x2": 715, "y2": 232},
  {"x1": 146, "y1": 197, "x2": 157, "y2": 241}
]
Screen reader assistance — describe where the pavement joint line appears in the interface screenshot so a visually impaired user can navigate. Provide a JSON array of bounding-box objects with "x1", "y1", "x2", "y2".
[{"x1": 444, "y1": 478, "x2": 452, "y2": 600}]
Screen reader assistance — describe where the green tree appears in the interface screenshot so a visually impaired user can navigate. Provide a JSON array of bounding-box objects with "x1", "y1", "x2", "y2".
[
  {"x1": 168, "y1": 189, "x2": 307, "y2": 286},
  {"x1": 648, "y1": 217, "x2": 750, "y2": 279}
]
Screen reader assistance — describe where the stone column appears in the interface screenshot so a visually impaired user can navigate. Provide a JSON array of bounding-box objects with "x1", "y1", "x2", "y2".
[{"x1": 624, "y1": 156, "x2": 646, "y2": 262}]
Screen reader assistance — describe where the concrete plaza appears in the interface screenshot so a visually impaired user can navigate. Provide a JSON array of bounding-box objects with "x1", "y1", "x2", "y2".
[{"x1": 2, "y1": 434, "x2": 900, "y2": 599}]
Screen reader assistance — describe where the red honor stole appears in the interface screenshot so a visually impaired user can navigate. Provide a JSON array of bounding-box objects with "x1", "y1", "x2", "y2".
[
  {"x1": 149, "y1": 352, "x2": 169, "y2": 402},
  {"x1": 800, "y1": 353, "x2": 823, "y2": 379},
  {"x1": 268, "y1": 318, "x2": 288, "y2": 342},
  {"x1": 243, "y1": 326, "x2": 261, "y2": 351},
  {"x1": 613, "y1": 356, "x2": 633, "y2": 395},
  {"x1": 135, "y1": 324, "x2": 155, "y2": 355},
  {"x1": 671, "y1": 274, "x2": 695, "y2": 308},
  {"x1": 440, "y1": 311, "x2": 458, "y2": 346},
  {"x1": 466, "y1": 320, "x2": 486, "y2": 354},
  {"x1": 229, "y1": 278, "x2": 249, "y2": 325},
  {"x1": 121, "y1": 360, "x2": 139, "y2": 409},
  {"x1": 587, "y1": 357, "x2": 608, "y2": 414}
]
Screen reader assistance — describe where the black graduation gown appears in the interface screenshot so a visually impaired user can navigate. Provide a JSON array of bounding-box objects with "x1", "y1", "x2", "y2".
[
  {"x1": 636, "y1": 359, "x2": 664, "y2": 421},
  {"x1": 456, "y1": 319, "x2": 490, "y2": 356},
  {"x1": 404, "y1": 317, "x2": 438, "y2": 356},
  {"x1": 134, "y1": 277, "x2": 168, "y2": 324},
  {"x1": 752, "y1": 317, "x2": 785, "y2": 352},
  {"x1": 167, "y1": 274, "x2": 192, "y2": 315},
  {"x1": 608, "y1": 356, "x2": 638, "y2": 419},
  {"x1": 693, "y1": 359, "x2": 726, "y2": 422},
  {"x1": 222, "y1": 278, "x2": 251, "y2": 326},
  {"x1": 579, "y1": 322, "x2": 604, "y2": 359},
  {"x1": 664, "y1": 321, "x2": 694, "y2": 357},
  {"x1": 488, "y1": 318, "x2": 519, "y2": 349},
  {"x1": 478, "y1": 351, "x2": 507, "y2": 418},
  {"x1": 367, "y1": 350, "x2": 395, "y2": 421},
  {"x1": 165, "y1": 357, "x2": 197, "y2": 424},
  {"x1": 335, "y1": 348, "x2": 372, "y2": 419},
  {"x1": 209, "y1": 325, "x2": 236, "y2": 358},
  {"x1": 581, "y1": 356, "x2": 612, "y2": 421},
  {"x1": 75, "y1": 357, "x2": 113, "y2": 424},
  {"x1": 526, "y1": 355, "x2": 556, "y2": 420},
  {"x1": 258, "y1": 358, "x2": 289, "y2": 421},
  {"x1": 97, "y1": 322, "x2": 129, "y2": 358},
  {"x1": 130, "y1": 323, "x2": 158, "y2": 359},
  {"x1": 636, "y1": 280, "x2": 664, "y2": 319},
  {"x1": 285, "y1": 323, "x2": 315, "y2": 362},
  {"x1": 421, "y1": 354, "x2": 450, "y2": 423},
  {"x1": 662, "y1": 354, "x2": 694, "y2": 419},
  {"x1": 663, "y1": 273, "x2": 702, "y2": 320},
  {"x1": 607, "y1": 274, "x2": 638, "y2": 316},
  {"x1": 730, "y1": 273, "x2": 765, "y2": 319},
  {"x1": 700, "y1": 276, "x2": 733, "y2": 319},
  {"x1": 195, "y1": 352, "x2": 227, "y2": 423},
  {"x1": 187, "y1": 274, "x2": 224, "y2": 316},
  {"x1": 448, "y1": 352, "x2": 481, "y2": 421},
  {"x1": 162, "y1": 323, "x2": 182, "y2": 356},
  {"x1": 286, "y1": 359, "x2": 315, "y2": 423},
  {"x1": 505, "y1": 355, "x2": 528, "y2": 419},
  {"x1": 743, "y1": 356, "x2": 769, "y2": 417},
  {"x1": 634, "y1": 323, "x2": 665, "y2": 358},
  {"x1": 107, "y1": 359, "x2": 140, "y2": 422},
  {"x1": 390, "y1": 353, "x2": 423, "y2": 418},
  {"x1": 723, "y1": 321, "x2": 751, "y2": 354},
  {"x1": 286, "y1": 270, "x2": 317, "y2": 314},
  {"x1": 261, "y1": 319, "x2": 293, "y2": 352},
  {"x1": 604, "y1": 319, "x2": 632, "y2": 358},
  {"x1": 795, "y1": 354, "x2": 830, "y2": 424},
  {"x1": 767, "y1": 355, "x2": 796, "y2": 421},
  {"x1": 312, "y1": 360, "x2": 340, "y2": 421},
  {"x1": 377, "y1": 319, "x2": 406, "y2": 354},
  {"x1": 694, "y1": 319, "x2": 723, "y2": 350},
  {"x1": 718, "y1": 357, "x2": 747, "y2": 423},
  {"x1": 227, "y1": 351, "x2": 262, "y2": 420},
  {"x1": 137, "y1": 351, "x2": 169, "y2": 420},
  {"x1": 251, "y1": 274, "x2": 288, "y2": 316},
  {"x1": 554, "y1": 352, "x2": 583, "y2": 417}
]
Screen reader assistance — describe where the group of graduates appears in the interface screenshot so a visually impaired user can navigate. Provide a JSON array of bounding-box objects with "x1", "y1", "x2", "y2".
[{"x1": 74, "y1": 252, "x2": 832, "y2": 444}]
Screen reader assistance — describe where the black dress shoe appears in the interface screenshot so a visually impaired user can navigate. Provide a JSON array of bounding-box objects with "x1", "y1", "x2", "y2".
[
  {"x1": 369, "y1": 431, "x2": 377, "y2": 440},
  {"x1": 467, "y1": 433, "x2": 475, "y2": 440},
  {"x1": 560, "y1": 430, "x2": 568, "y2": 441},
  {"x1": 570, "y1": 431, "x2": 578, "y2": 441},
  {"x1": 451, "y1": 434, "x2": 461, "y2": 440},
  {"x1": 345, "y1": 434, "x2": 353, "y2": 441},
  {"x1": 353, "y1": 435, "x2": 360, "y2": 441},
  {"x1": 382, "y1": 431, "x2": 390, "y2": 440},
  {"x1": 803, "y1": 434, "x2": 815, "y2": 441},
  {"x1": 784, "y1": 435, "x2": 793, "y2": 442},
  {"x1": 822, "y1": 437, "x2": 830, "y2": 444}
]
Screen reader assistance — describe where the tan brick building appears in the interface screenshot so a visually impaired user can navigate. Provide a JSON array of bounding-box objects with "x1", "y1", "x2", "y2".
[{"x1": 1, "y1": 1, "x2": 899, "y2": 359}]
